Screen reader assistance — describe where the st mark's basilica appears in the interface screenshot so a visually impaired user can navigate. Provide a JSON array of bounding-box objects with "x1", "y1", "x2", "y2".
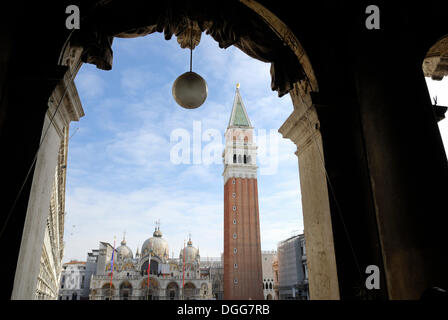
[{"x1": 88, "y1": 226, "x2": 221, "y2": 300}]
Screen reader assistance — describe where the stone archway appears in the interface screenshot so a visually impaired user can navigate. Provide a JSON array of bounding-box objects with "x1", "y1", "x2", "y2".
[
  {"x1": 140, "y1": 278, "x2": 160, "y2": 300},
  {"x1": 2, "y1": 1, "x2": 448, "y2": 302},
  {"x1": 166, "y1": 282, "x2": 180, "y2": 300},
  {"x1": 61, "y1": 0, "x2": 337, "y2": 301},
  {"x1": 12, "y1": 0, "x2": 338, "y2": 300},
  {"x1": 119, "y1": 281, "x2": 133, "y2": 300},
  {"x1": 183, "y1": 282, "x2": 196, "y2": 300},
  {"x1": 102, "y1": 283, "x2": 115, "y2": 300}
]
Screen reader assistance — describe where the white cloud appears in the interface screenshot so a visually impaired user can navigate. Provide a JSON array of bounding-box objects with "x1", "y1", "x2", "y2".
[
  {"x1": 63, "y1": 185, "x2": 224, "y2": 261},
  {"x1": 120, "y1": 67, "x2": 163, "y2": 95},
  {"x1": 75, "y1": 69, "x2": 106, "y2": 98},
  {"x1": 106, "y1": 129, "x2": 170, "y2": 165}
]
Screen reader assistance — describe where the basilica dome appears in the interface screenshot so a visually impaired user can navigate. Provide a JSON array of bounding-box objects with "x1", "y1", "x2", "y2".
[
  {"x1": 116, "y1": 237, "x2": 133, "y2": 261},
  {"x1": 179, "y1": 237, "x2": 200, "y2": 264},
  {"x1": 141, "y1": 227, "x2": 169, "y2": 259}
]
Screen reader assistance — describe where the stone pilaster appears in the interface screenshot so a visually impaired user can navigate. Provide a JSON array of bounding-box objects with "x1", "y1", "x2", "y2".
[
  {"x1": 11, "y1": 73, "x2": 84, "y2": 300},
  {"x1": 279, "y1": 98, "x2": 340, "y2": 300}
]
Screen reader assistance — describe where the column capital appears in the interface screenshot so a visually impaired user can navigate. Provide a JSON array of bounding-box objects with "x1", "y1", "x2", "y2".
[
  {"x1": 278, "y1": 105, "x2": 320, "y2": 157},
  {"x1": 47, "y1": 71, "x2": 84, "y2": 138}
]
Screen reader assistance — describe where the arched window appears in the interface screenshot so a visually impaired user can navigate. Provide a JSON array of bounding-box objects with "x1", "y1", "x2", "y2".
[
  {"x1": 141, "y1": 260, "x2": 159, "y2": 275},
  {"x1": 269, "y1": 282, "x2": 273, "y2": 290},
  {"x1": 233, "y1": 154, "x2": 237, "y2": 163},
  {"x1": 166, "y1": 282, "x2": 179, "y2": 300},
  {"x1": 243, "y1": 155, "x2": 247, "y2": 163}
]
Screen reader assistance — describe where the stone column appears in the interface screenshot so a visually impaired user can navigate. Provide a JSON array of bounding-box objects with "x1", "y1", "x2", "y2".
[
  {"x1": 279, "y1": 88, "x2": 340, "y2": 300},
  {"x1": 351, "y1": 23, "x2": 448, "y2": 297},
  {"x1": 11, "y1": 72, "x2": 84, "y2": 299},
  {"x1": 354, "y1": 60, "x2": 448, "y2": 299}
]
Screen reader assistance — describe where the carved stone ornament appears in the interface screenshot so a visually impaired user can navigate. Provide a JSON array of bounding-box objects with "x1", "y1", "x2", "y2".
[
  {"x1": 423, "y1": 35, "x2": 448, "y2": 80},
  {"x1": 69, "y1": 0, "x2": 306, "y2": 97}
]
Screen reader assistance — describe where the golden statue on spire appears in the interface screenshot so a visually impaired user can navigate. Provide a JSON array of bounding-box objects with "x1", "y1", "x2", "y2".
[{"x1": 236, "y1": 83, "x2": 240, "y2": 89}]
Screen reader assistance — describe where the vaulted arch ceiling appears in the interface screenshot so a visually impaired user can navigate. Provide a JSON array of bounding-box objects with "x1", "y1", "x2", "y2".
[{"x1": 70, "y1": 0, "x2": 308, "y2": 97}]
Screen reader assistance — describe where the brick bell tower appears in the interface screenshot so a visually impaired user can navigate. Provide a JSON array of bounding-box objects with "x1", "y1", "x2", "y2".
[{"x1": 222, "y1": 84, "x2": 264, "y2": 300}]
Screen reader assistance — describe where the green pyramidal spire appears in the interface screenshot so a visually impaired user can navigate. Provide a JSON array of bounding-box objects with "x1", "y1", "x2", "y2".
[{"x1": 228, "y1": 85, "x2": 252, "y2": 128}]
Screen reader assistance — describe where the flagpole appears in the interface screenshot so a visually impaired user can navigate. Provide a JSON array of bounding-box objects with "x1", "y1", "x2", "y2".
[
  {"x1": 110, "y1": 236, "x2": 116, "y2": 300},
  {"x1": 147, "y1": 249, "x2": 151, "y2": 300},
  {"x1": 182, "y1": 239, "x2": 186, "y2": 300}
]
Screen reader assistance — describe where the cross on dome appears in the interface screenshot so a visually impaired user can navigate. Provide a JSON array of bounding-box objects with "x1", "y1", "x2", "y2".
[{"x1": 121, "y1": 231, "x2": 126, "y2": 245}]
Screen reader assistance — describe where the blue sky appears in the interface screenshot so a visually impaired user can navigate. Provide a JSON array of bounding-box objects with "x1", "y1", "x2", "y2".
[
  {"x1": 63, "y1": 32, "x2": 302, "y2": 262},
  {"x1": 63, "y1": 31, "x2": 448, "y2": 263},
  {"x1": 426, "y1": 77, "x2": 448, "y2": 150}
]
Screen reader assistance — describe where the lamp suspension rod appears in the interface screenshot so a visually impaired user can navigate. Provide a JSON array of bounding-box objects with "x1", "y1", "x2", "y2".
[
  {"x1": 190, "y1": 19, "x2": 193, "y2": 72},
  {"x1": 190, "y1": 47, "x2": 192, "y2": 72}
]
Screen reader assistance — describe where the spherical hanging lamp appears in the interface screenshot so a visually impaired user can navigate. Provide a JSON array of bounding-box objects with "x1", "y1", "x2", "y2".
[
  {"x1": 172, "y1": 20, "x2": 208, "y2": 109},
  {"x1": 172, "y1": 71, "x2": 208, "y2": 109}
]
